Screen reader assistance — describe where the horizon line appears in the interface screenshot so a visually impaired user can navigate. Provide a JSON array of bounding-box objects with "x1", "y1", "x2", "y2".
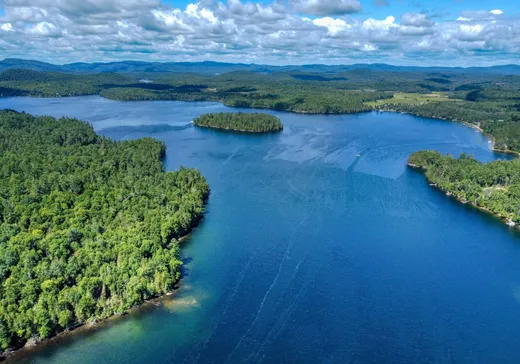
[{"x1": 2, "y1": 58, "x2": 520, "y2": 70}]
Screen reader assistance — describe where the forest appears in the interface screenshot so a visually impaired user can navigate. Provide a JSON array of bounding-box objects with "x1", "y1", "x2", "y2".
[
  {"x1": 0, "y1": 111, "x2": 209, "y2": 351},
  {"x1": 193, "y1": 112, "x2": 283, "y2": 133},
  {"x1": 0, "y1": 68, "x2": 520, "y2": 152},
  {"x1": 408, "y1": 150, "x2": 520, "y2": 224}
]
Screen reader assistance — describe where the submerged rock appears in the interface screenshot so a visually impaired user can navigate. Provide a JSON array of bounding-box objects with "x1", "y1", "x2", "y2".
[{"x1": 24, "y1": 337, "x2": 41, "y2": 348}]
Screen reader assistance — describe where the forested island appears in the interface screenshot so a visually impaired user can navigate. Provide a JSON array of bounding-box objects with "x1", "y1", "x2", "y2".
[
  {"x1": 0, "y1": 110, "x2": 209, "y2": 353},
  {"x1": 408, "y1": 150, "x2": 520, "y2": 226},
  {"x1": 193, "y1": 112, "x2": 283, "y2": 133}
]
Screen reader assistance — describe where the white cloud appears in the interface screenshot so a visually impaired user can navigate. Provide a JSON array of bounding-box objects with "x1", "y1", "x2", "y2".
[
  {"x1": 0, "y1": 1, "x2": 518, "y2": 66},
  {"x1": 185, "y1": 4, "x2": 217, "y2": 24},
  {"x1": 1, "y1": 23, "x2": 14, "y2": 31},
  {"x1": 26, "y1": 21, "x2": 62, "y2": 36},
  {"x1": 362, "y1": 16, "x2": 397, "y2": 31},
  {"x1": 458, "y1": 10, "x2": 503, "y2": 22},
  {"x1": 313, "y1": 17, "x2": 350, "y2": 35},
  {"x1": 362, "y1": 43, "x2": 377, "y2": 51},
  {"x1": 7, "y1": 7, "x2": 49, "y2": 22},
  {"x1": 151, "y1": 9, "x2": 181, "y2": 26},
  {"x1": 460, "y1": 24, "x2": 483, "y2": 34},
  {"x1": 398, "y1": 13, "x2": 434, "y2": 36},
  {"x1": 401, "y1": 13, "x2": 434, "y2": 27},
  {"x1": 399, "y1": 25, "x2": 433, "y2": 36}
]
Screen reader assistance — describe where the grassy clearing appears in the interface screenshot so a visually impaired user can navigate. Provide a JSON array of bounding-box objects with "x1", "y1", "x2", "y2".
[{"x1": 366, "y1": 92, "x2": 458, "y2": 107}]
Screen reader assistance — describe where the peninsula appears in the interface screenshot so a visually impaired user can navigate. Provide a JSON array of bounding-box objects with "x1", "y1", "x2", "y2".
[
  {"x1": 408, "y1": 150, "x2": 520, "y2": 227},
  {"x1": 0, "y1": 110, "x2": 209, "y2": 353}
]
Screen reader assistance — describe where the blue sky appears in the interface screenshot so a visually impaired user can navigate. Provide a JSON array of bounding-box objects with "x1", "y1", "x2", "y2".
[{"x1": 0, "y1": 0, "x2": 518, "y2": 66}]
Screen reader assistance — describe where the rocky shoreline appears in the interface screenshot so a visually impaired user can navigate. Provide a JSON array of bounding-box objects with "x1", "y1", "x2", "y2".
[
  {"x1": 407, "y1": 162, "x2": 518, "y2": 230},
  {"x1": 193, "y1": 124, "x2": 282, "y2": 133},
  {"x1": 0, "y1": 228, "x2": 200, "y2": 362},
  {"x1": 0, "y1": 286, "x2": 182, "y2": 362}
]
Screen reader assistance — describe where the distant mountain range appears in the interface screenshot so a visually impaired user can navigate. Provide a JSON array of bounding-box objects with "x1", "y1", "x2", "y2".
[{"x1": 1, "y1": 58, "x2": 520, "y2": 75}]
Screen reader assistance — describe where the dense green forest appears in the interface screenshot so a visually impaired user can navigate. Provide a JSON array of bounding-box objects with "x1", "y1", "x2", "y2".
[
  {"x1": 0, "y1": 69, "x2": 130, "y2": 97},
  {"x1": 0, "y1": 111, "x2": 209, "y2": 351},
  {"x1": 408, "y1": 150, "x2": 520, "y2": 224},
  {"x1": 193, "y1": 112, "x2": 283, "y2": 133},
  {"x1": 1, "y1": 68, "x2": 520, "y2": 152}
]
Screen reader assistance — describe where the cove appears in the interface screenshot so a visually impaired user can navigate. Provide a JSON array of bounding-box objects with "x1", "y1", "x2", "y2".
[{"x1": 2, "y1": 96, "x2": 520, "y2": 363}]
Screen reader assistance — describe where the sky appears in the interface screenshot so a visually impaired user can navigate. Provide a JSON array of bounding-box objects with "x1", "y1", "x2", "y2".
[{"x1": 0, "y1": 0, "x2": 518, "y2": 66}]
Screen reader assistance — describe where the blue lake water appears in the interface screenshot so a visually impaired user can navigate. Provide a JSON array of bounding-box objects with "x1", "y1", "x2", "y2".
[{"x1": 2, "y1": 96, "x2": 520, "y2": 363}]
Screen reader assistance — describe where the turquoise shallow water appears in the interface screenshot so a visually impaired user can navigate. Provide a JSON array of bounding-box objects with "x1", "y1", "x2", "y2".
[{"x1": 2, "y1": 96, "x2": 520, "y2": 363}]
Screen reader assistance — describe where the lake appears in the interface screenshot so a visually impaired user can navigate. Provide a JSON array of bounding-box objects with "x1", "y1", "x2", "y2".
[{"x1": 2, "y1": 96, "x2": 520, "y2": 363}]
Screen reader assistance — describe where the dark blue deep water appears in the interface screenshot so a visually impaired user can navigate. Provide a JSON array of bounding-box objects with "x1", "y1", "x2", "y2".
[{"x1": 2, "y1": 96, "x2": 520, "y2": 364}]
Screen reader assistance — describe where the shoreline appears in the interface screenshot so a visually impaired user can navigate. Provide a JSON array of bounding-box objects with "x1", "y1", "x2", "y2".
[
  {"x1": 1, "y1": 287, "x2": 183, "y2": 362},
  {"x1": 374, "y1": 106, "x2": 519, "y2": 158},
  {"x1": 461, "y1": 121, "x2": 520, "y2": 157},
  {"x1": 193, "y1": 123, "x2": 283, "y2": 134},
  {"x1": 407, "y1": 163, "x2": 518, "y2": 230},
  {"x1": 0, "y1": 226, "x2": 199, "y2": 362},
  {"x1": 3, "y1": 94, "x2": 515, "y2": 156}
]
